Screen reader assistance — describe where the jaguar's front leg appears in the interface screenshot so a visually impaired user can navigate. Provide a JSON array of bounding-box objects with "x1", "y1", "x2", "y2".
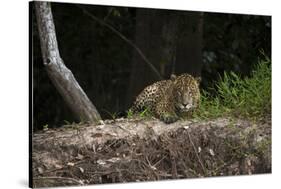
[{"x1": 155, "y1": 101, "x2": 179, "y2": 124}]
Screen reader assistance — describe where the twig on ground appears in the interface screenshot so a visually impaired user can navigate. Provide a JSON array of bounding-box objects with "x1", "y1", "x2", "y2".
[
  {"x1": 34, "y1": 176, "x2": 84, "y2": 185},
  {"x1": 187, "y1": 131, "x2": 206, "y2": 174}
]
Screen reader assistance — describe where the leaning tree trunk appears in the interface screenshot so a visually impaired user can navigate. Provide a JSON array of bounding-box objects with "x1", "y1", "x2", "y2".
[{"x1": 34, "y1": 2, "x2": 101, "y2": 123}]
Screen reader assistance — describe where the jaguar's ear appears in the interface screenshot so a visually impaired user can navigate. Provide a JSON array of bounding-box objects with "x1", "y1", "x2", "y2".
[
  {"x1": 170, "y1": 74, "x2": 177, "y2": 81},
  {"x1": 195, "y1": 76, "x2": 201, "y2": 84}
]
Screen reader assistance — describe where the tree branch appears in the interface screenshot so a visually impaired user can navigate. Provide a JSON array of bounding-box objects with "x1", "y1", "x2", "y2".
[{"x1": 76, "y1": 5, "x2": 163, "y2": 80}]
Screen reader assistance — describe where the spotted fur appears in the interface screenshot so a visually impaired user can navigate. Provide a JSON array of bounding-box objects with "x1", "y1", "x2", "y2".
[{"x1": 130, "y1": 73, "x2": 201, "y2": 123}]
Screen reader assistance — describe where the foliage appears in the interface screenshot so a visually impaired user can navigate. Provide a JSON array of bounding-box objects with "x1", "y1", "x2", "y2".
[
  {"x1": 126, "y1": 109, "x2": 134, "y2": 119},
  {"x1": 202, "y1": 13, "x2": 271, "y2": 90},
  {"x1": 139, "y1": 108, "x2": 153, "y2": 118},
  {"x1": 127, "y1": 108, "x2": 153, "y2": 119},
  {"x1": 194, "y1": 54, "x2": 271, "y2": 119}
]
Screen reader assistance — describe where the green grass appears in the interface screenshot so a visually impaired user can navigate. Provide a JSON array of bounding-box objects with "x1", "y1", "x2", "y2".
[
  {"x1": 194, "y1": 55, "x2": 271, "y2": 119},
  {"x1": 126, "y1": 109, "x2": 134, "y2": 119},
  {"x1": 127, "y1": 108, "x2": 153, "y2": 119}
]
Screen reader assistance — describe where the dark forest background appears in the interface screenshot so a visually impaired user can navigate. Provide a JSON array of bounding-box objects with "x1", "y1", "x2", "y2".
[{"x1": 32, "y1": 2, "x2": 271, "y2": 131}]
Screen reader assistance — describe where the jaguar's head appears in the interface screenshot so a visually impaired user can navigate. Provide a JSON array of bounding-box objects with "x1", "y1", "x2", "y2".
[{"x1": 171, "y1": 74, "x2": 201, "y2": 113}]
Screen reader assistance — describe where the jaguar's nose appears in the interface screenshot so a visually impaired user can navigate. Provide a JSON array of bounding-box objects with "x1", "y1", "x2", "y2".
[{"x1": 182, "y1": 103, "x2": 188, "y2": 107}]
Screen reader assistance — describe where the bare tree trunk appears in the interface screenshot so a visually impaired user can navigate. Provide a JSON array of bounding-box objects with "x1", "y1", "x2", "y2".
[
  {"x1": 126, "y1": 9, "x2": 162, "y2": 108},
  {"x1": 126, "y1": 9, "x2": 176, "y2": 108},
  {"x1": 34, "y1": 2, "x2": 101, "y2": 123},
  {"x1": 174, "y1": 12, "x2": 204, "y2": 77}
]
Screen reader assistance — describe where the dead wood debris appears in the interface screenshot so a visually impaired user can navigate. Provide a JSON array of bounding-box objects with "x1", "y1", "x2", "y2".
[{"x1": 32, "y1": 117, "x2": 271, "y2": 187}]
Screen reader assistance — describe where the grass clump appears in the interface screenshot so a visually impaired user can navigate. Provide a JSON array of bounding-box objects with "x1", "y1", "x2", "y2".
[
  {"x1": 127, "y1": 108, "x2": 153, "y2": 119},
  {"x1": 195, "y1": 55, "x2": 271, "y2": 119}
]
